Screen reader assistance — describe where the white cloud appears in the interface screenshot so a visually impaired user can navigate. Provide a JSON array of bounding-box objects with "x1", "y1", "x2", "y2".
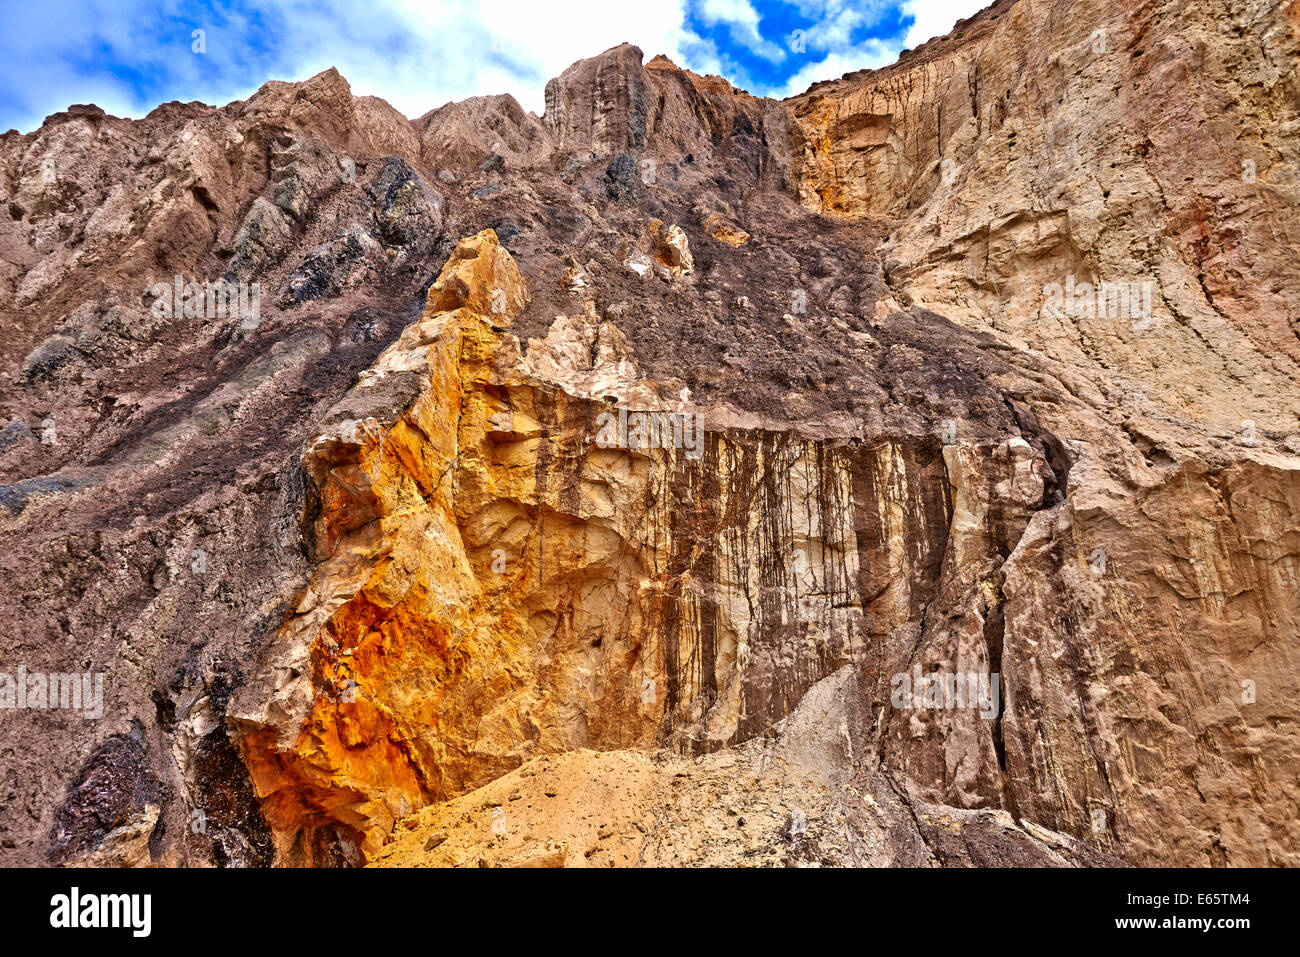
[
  {"x1": 1, "y1": 0, "x2": 702, "y2": 130},
  {"x1": 900, "y1": 0, "x2": 989, "y2": 48},
  {"x1": 262, "y1": 0, "x2": 699, "y2": 117},
  {"x1": 772, "y1": 42, "x2": 898, "y2": 98},
  {"x1": 1, "y1": 1, "x2": 993, "y2": 132},
  {"x1": 698, "y1": 0, "x2": 763, "y2": 36},
  {"x1": 760, "y1": 0, "x2": 988, "y2": 97},
  {"x1": 783, "y1": 0, "x2": 893, "y2": 52},
  {"x1": 743, "y1": 0, "x2": 987, "y2": 98},
  {"x1": 694, "y1": 0, "x2": 787, "y2": 63}
]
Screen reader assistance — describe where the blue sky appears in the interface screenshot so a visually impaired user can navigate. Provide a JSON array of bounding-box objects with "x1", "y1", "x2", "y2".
[{"x1": 0, "y1": 0, "x2": 987, "y2": 134}]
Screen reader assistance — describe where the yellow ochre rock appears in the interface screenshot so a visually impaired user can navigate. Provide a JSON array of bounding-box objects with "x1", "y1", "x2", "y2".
[
  {"x1": 702, "y1": 213, "x2": 749, "y2": 247},
  {"x1": 646, "y1": 219, "x2": 693, "y2": 278},
  {"x1": 427, "y1": 228, "x2": 528, "y2": 320},
  {"x1": 230, "y1": 230, "x2": 972, "y2": 865}
]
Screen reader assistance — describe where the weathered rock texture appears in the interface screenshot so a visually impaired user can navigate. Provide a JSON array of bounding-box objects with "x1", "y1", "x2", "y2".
[{"x1": 0, "y1": 0, "x2": 1296, "y2": 868}]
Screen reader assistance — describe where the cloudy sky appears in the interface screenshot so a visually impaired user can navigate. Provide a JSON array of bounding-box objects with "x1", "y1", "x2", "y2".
[{"x1": 1, "y1": 0, "x2": 988, "y2": 134}]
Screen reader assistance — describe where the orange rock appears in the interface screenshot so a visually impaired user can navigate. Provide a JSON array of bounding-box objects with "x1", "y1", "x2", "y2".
[
  {"x1": 426, "y1": 228, "x2": 528, "y2": 321},
  {"x1": 702, "y1": 213, "x2": 749, "y2": 247},
  {"x1": 646, "y1": 219, "x2": 693, "y2": 278}
]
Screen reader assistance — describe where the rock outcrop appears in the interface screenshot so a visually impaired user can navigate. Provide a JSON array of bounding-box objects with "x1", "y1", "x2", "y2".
[{"x1": 0, "y1": 0, "x2": 1296, "y2": 869}]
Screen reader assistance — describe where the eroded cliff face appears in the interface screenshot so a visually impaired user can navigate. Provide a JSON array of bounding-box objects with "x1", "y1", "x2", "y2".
[
  {"x1": 789, "y1": 0, "x2": 1300, "y2": 426},
  {"x1": 2, "y1": 0, "x2": 1297, "y2": 869},
  {"x1": 228, "y1": 229, "x2": 1065, "y2": 864},
  {"x1": 784, "y1": 0, "x2": 1300, "y2": 867}
]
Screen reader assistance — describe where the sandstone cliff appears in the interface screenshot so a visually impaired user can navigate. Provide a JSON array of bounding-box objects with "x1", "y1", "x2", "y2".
[{"x1": 0, "y1": 0, "x2": 1296, "y2": 868}]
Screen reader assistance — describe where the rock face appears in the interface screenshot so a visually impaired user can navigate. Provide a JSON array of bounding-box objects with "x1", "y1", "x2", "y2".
[
  {"x1": 0, "y1": 1, "x2": 1297, "y2": 868},
  {"x1": 784, "y1": 0, "x2": 1300, "y2": 867}
]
